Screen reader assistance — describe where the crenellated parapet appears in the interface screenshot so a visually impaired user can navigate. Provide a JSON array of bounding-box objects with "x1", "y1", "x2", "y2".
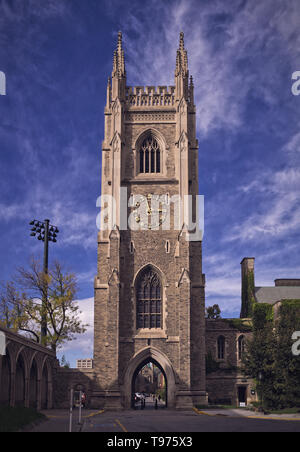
[{"x1": 125, "y1": 86, "x2": 175, "y2": 108}]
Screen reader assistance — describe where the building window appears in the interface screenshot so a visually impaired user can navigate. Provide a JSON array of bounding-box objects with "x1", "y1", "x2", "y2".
[
  {"x1": 137, "y1": 268, "x2": 162, "y2": 329},
  {"x1": 76, "y1": 359, "x2": 93, "y2": 369},
  {"x1": 165, "y1": 240, "x2": 170, "y2": 254},
  {"x1": 238, "y1": 336, "x2": 245, "y2": 360},
  {"x1": 217, "y1": 336, "x2": 225, "y2": 360},
  {"x1": 139, "y1": 136, "x2": 161, "y2": 174},
  {"x1": 130, "y1": 241, "x2": 135, "y2": 254}
]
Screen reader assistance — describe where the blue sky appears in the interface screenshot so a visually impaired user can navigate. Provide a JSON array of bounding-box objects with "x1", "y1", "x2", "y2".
[{"x1": 0, "y1": 0, "x2": 300, "y2": 367}]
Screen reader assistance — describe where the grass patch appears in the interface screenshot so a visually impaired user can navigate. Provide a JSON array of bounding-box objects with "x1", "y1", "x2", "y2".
[{"x1": 0, "y1": 406, "x2": 45, "y2": 432}]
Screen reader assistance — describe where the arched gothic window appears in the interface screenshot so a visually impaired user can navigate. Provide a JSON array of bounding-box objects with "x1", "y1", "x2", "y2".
[
  {"x1": 217, "y1": 336, "x2": 225, "y2": 360},
  {"x1": 139, "y1": 136, "x2": 161, "y2": 174},
  {"x1": 137, "y1": 268, "x2": 162, "y2": 329}
]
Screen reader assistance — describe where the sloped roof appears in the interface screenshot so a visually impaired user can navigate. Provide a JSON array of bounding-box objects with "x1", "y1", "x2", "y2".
[{"x1": 255, "y1": 287, "x2": 300, "y2": 305}]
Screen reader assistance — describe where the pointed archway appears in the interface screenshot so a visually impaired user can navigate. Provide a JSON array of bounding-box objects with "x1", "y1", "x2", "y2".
[
  {"x1": 131, "y1": 358, "x2": 167, "y2": 409},
  {"x1": 123, "y1": 347, "x2": 176, "y2": 409}
]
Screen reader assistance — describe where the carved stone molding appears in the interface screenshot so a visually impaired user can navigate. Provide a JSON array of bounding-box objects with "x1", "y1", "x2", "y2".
[{"x1": 125, "y1": 112, "x2": 176, "y2": 123}]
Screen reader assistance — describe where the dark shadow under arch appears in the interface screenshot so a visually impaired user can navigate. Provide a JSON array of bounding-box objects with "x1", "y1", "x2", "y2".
[
  {"x1": 131, "y1": 357, "x2": 167, "y2": 409},
  {"x1": 41, "y1": 363, "x2": 49, "y2": 409},
  {"x1": 29, "y1": 359, "x2": 38, "y2": 408},
  {"x1": 123, "y1": 346, "x2": 176, "y2": 409},
  {"x1": 15, "y1": 353, "x2": 26, "y2": 406},
  {"x1": 0, "y1": 351, "x2": 11, "y2": 405}
]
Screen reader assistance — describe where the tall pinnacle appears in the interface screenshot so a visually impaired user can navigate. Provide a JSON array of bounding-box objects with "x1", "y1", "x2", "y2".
[
  {"x1": 175, "y1": 31, "x2": 188, "y2": 77},
  {"x1": 179, "y1": 31, "x2": 185, "y2": 50},
  {"x1": 112, "y1": 31, "x2": 126, "y2": 78}
]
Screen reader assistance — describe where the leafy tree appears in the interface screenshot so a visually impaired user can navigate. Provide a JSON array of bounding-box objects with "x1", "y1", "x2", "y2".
[
  {"x1": 60, "y1": 355, "x2": 71, "y2": 369},
  {"x1": 0, "y1": 282, "x2": 40, "y2": 342},
  {"x1": 242, "y1": 304, "x2": 278, "y2": 409},
  {"x1": 0, "y1": 258, "x2": 88, "y2": 353},
  {"x1": 274, "y1": 300, "x2": 300, "y2": 408},
  {"x1": 242, "y1": 301, "x2": 300, "y2": 410},
  {"x1": 206, "y1": 304, "x2": 221, "y2": 319}
]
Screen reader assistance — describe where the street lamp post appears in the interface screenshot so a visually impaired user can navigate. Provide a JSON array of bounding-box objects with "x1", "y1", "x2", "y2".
[{"x1": 29, "y1": 219, "x2": 59, "y2": 345}]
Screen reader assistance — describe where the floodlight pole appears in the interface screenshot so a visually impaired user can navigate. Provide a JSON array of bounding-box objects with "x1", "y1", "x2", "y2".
[
  {"x1": 41, "y1": 219, "x2": 50, "y2": 343},
  {"x1": 29, "y1": 218, "x2": 59, "y2": 346}
]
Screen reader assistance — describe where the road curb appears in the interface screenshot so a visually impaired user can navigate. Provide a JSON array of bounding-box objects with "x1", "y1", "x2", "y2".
[{"x1": 193, "y1": 407, "x2": 300, "y2": 422}]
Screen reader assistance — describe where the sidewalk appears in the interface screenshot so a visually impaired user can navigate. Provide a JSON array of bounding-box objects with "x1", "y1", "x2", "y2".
[
  {"x1": 28, "y1": 409, "x2": 104, "y2": 432},
  {"x1": 194, "y1": 407, "x2": 300, "y2": 421}
]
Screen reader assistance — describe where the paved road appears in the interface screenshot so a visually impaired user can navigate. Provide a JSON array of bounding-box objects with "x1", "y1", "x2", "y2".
[
  {"x1": 81, "y1": 409, "x2": 300, "y2": 433},
  {"x1": 29, "y1": 407, "x2": 300, "y2": 433}
]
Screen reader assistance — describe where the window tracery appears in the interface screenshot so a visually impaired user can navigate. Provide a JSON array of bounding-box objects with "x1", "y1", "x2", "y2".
[
  {"x1": 139, "y1": 136, "x2": 161, "y2": 174},
  {"x1": 137, "y1": 268, "x2": 162, "y2": 329}
]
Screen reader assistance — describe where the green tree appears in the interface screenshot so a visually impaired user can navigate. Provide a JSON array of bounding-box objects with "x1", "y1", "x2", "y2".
[
  {"x1": 206, "y1": 304, "x2": 221, "y2": 319},
  {"x1": 0, "y1": 258, "x2": 88, "y2": 353},
  {"x1": 274, "y1": 300, "x2": 300, "y2": 408},
  {"x1": 60, "y1": 355, "x2": 71, "y2": 369},
  {"x1": 242, "y1": 301, "x2": 300, "y2": 410},
  {"x1": 0, "y1": 282, "x2": 40, "y2": 342},
  {"x1": 242, "y1": 304, "x2": 278, "y2": 409}
]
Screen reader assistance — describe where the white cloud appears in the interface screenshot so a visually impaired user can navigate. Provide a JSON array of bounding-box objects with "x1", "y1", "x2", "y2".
[
  {"x1": 118, "y1": 0, "x2": 300, "y2": 136},
  {"x1": 59, "y1": 297, "x2": 94, "y2": 359},
  {"x1": 227, "y1": 129, "x2": 300, "y2": 243}
]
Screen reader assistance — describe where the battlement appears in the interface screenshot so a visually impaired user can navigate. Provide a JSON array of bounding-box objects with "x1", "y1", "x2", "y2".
[{"x1": 125, "y1": 86, "x2": 175, "y2": 107}]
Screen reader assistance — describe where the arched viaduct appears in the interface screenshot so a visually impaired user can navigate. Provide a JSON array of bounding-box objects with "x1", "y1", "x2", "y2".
[{"x1": 0, "y1": 326, "x2": 56, "y2": 410}]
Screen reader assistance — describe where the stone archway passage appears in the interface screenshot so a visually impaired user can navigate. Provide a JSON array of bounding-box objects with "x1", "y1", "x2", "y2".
[
  {"x1": 123, "y1": 347, "x2": 176, "y2": 410},
  {"x1": 131, "y1": 358, "x2": 167, "y2": 409},
  {"x1": 15, "y1": 354, "x2": 26, "y2": 406},
  {"x1": 0, "y1": 353, "x2": 11, "y2": 405},
  {"x1": 29, "y1": 360, "x2": 38, "y2": 408},
  {"x1": 41, "y1": 364, "x2": 48, "y2": 409}
]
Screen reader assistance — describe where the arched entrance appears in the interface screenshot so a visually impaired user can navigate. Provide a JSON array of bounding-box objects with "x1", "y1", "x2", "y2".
[
  {"x1": 15, "y1": 353, "x2": 26, "y2": 406},
  {"x1": 41, "y1": 363, "x2": 49, "y2": 409},
  {"x1": 0, "y1": 351, "x2": 11, "y2": 405},
  {"x1": 29, "y1": 359, "x2": 38, "y2": 408},
  {"x1": 123, "y1": 347, "x2": 176, "y2": 409},
  {"x1": 131, "y1": 358, "x2": 167, "y2": 409}
]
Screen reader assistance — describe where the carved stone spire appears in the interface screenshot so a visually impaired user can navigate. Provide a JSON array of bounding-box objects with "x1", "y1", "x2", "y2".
[
  {"x1": 175, "y1": 32, "x2": 189, "y2": 77},
  {"x1": 111, "y1": 31, "x2": 126, "y2": 101},
  {"x1": 112, "y1": 31, "x2": 126, "y2": 78},
  {"x1": 175, "y1": 32, "x2": 189, "y2": 101}
]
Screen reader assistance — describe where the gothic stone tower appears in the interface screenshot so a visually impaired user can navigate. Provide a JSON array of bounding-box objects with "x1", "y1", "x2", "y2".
[{"x1": 93, "y1": 32, "x2": 207, "y2": 409}]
